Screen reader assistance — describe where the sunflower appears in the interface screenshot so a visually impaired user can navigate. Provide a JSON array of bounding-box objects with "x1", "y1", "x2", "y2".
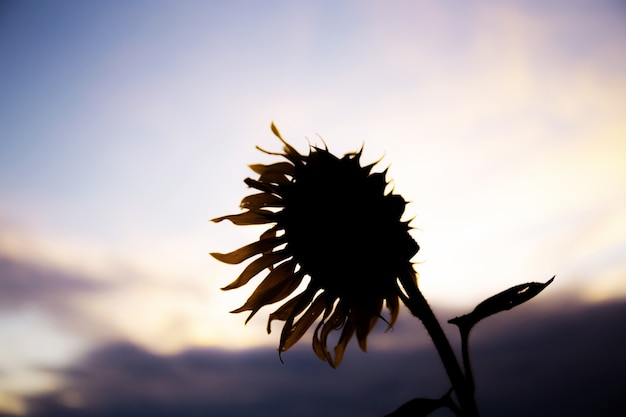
[{"x1": 211, "y1": 123, "x2": 420, "y2": 367}]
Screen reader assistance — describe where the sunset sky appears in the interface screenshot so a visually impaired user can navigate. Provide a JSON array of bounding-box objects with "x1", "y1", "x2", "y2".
[{"x1": 1, "y1": 1, "x2": 625, "y2": 415}]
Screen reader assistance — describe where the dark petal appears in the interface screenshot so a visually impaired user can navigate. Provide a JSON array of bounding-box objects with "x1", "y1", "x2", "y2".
[
  {"x1": 385, "y1": 194, "x2": 407, "y2": 219},
  {"x1": 231, "y1": 261, "x2": 303, "y2": 323},
  {"x1": 367, "y1": 172, "x2": 388, "y2": 194},
  {"x1": 332, "y1": 315, "x2": 356, "y2": 368},
  {"x1": 221, "y1": 251, "x2": 289, "y2": 290},
  {"x1": 271, "y1": 122, "x2": 304, "y2": 163},
  {"x1": 259, "y1": 226, "x2": 279, "y2": 240},
  {"x1": 361, "y1": 162, "x2": 375, "y2": 175},
  {"x1": 258, "y1": 171, "x2": 291, "y2": 186},
  {"x1": 312, "y1": 320, "x2": 327, "y2": 361},
  {"x1": 354, "y1": 302, "x2": 382, "y2": 352},
  {"x1": 211, "y1": 209, "x2": 275, "y2": 225},
  {"x1": 267, "y1": 286, "x2": 318, "y2": 333},
  {"x1": 314, "y1": 302, "x2": 347, "y2": 363},
  {"x1": 259, "y1": 226, "x2": 281, "y2": 258},
  {"x1": 280, "y1": 294, "x2": 326, "y2": 353},
  {"x1": 244, "y1": 177, "x2": 279, "y2": 194},
  {"x1": 385, "y1": 294, "x2": 400, "y2": 330},
  {"x1": 210, "y1": 236, "x2": 286, "y2": 264},
  {"x1": 240, "y1": 193, "x2": 284, "y2": 209},
  {"x1": 260, "y1": 268, "x2": 305, "y2": 306},
  {"x1": 248, "y1": 162, "x2": 295, "y2": 176}
]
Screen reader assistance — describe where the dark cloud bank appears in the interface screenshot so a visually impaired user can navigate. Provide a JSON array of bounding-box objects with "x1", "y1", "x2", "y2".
[{"x1": 17, "y1": 299, "x2": 626, "y2": 417}]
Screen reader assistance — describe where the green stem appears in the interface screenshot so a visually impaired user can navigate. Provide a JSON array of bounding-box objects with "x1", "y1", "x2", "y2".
[{"x1": 398, "y1": 274, "x2": 480, "y2": 417}]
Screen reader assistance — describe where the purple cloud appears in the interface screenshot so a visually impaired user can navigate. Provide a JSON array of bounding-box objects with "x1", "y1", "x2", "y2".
[
  {"x1": 20, "y1": 300, "x2": 626, "y2": 417},
  {"x1": 0, "y1": 256, "x2": 110, "y2": 310}
]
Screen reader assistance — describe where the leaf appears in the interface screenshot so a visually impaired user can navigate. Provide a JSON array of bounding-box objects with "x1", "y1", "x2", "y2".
[
  {"x1": 384, "y1": 397, "x2": 446, "y2": 417},
  {"x1": 449, "y1": 276, "x2": 555, "y2": 331}
]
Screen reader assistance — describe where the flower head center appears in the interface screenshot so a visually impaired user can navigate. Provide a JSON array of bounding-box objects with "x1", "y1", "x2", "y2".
[{"x1": 280, "y1": 149, "x2": 417, "y2": 296}]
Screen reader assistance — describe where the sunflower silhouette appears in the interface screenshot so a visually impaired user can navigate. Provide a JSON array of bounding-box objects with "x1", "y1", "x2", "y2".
[{"x1": 211, "y1": 123, "x2": 420, "y2": 367}]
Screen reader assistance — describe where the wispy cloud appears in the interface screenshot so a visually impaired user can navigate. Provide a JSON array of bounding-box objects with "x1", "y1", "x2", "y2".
[{"x1": 0, "y1": 256, "x2": 109, "y2": 311}]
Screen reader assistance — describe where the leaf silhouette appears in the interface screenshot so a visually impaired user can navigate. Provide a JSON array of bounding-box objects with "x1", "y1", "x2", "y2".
[
  {"x1": 449, "y1": 276, "x2": 555, "y2": 331},
  {"x1": 384, "y1": 397, "x2": 446, "y2": 417}
]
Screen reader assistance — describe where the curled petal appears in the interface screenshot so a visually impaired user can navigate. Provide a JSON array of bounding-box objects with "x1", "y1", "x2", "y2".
[
  {"x1": 313, "y1": 303, "x2": 347, "y2": 363},
  {"x1": 221, "y1": 251, "x2": 289, "y2": 290},
  {"x1": 271, "y1": 122, "x2": 303, "y2": 163},
  {"x1": 210, "y1": 236, "x2": 286, "y2": 264},
  {"x1": 332, "y1": 315, "x2": 357, "y2": 367}
]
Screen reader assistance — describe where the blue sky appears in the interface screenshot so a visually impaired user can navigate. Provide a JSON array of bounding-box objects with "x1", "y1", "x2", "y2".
[{"x1": 1, "y1": 1, "x2": 625, "y2": 415}]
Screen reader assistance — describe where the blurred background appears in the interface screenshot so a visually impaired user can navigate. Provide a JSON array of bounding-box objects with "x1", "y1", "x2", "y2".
[{"x1": 1, "y1": 1, "x2": 625, "y2": 416}]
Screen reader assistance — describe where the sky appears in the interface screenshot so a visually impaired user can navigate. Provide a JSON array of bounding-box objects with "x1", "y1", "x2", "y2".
[{"x1": 1, "y1": 0, "x2": 625, "y2": 415}]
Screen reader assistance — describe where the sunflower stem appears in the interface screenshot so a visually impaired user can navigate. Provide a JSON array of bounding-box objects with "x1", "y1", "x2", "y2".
[
  {"x1": 460, "y1": 327, "x2": 475, "y2": 395},
  {"x1": 398, "y1": 275, "x2": 480, "y2": 417}
]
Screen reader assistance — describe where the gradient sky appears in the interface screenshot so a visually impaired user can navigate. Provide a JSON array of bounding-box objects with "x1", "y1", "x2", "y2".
[{"x1": 1, "y1": 1, "x2": 625, "y2": 415}]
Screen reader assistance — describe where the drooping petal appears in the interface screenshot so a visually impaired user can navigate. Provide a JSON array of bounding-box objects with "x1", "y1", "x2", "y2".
[
  {"x1": 267, "y1": 286, "x2": 318, "y2": 333},
  {"x1": 332, "y1": 315, "x2": 357, "y2": 367},
  {"x1": 221, "y1": 251, "x2": 289, "y2": 290},
  {"x1": 385, "y1": 293, "x2": 400, "y2": 330},
  {"x1": 211, "y1": 124, "x2": 421, "y2": 368},
  {"x1": 258, "y1": 227, "x2": 282, "y2": 259},
  {"x1": 354, "y1": 302, "x2": 382, "y2": 352},
  {"x1": 231, "y1": 261, "x2": 303, "y2": 323},
  {"x1": 211, "y1": 209, "x2": 275, "y2": 225},
  {"x1": 280, "y1": 294, "x2": 325, "y2": 353},
  {"x1": 313, "y1": 302, "x2": 347, "y2": 363},
  {"x1": 312, "y1": 320, "x2": 327, "y2": 361},
  {"x1": 210, "y1": 236, "x2": 286, "y2": 264}
]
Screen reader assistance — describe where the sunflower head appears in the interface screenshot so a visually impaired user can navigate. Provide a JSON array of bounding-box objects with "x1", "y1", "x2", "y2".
[{"x1": 211, "y1": 123, "x2": 419, "y2": 367}]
